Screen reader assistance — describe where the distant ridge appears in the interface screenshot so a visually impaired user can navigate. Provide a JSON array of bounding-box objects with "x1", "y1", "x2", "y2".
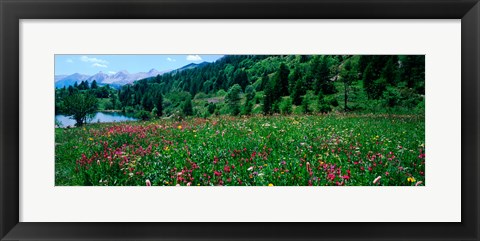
[
  {"x1": 54, "y1": 61, "x2": 212, "y2": 89},
  {"x1": 174, "y1": 61, "x2": 210, "y2": 72},
  {"x1": 55, "y1": 68, "x2": 169, "y2": 88}
]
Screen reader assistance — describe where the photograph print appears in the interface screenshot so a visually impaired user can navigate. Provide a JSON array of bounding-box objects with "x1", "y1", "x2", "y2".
[{"x1": 55, "y1": 54, "x2": 425, "y2": 186}]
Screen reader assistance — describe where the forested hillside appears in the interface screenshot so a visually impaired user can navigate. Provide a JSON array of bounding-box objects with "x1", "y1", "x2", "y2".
[{"x1": 56, "y1": 55, "x2": 425, "y2": 121}]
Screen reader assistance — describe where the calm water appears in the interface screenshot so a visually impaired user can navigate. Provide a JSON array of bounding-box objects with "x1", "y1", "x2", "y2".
[{"x1": 55, "y1": 112, "x2": 137, "y2": 127}]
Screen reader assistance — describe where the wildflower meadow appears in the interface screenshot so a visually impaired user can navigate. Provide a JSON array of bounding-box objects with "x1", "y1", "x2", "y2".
[{"x1": 55, "y1": 114, "x2": 425, "y2": 186}]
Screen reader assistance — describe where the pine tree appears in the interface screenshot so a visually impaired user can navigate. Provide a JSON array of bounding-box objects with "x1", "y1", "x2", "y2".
[
  {"x1": 381, "y1": 56, "x2": 398, "y2": 85},
  {"x1": 141, "y1": 91, "x2": 155, "y2": 111},
  {"x1": 340, "y1": 59, "x2": 356, "y2": 112},
  {"x1": 182, "y1": 96, "x2": 193, "y2": 116},
  {"x1": 110, "y1": 93, "x2": 118, "y2": 110},
  {"x1": 274, "y1": 63, "x2": 290, "y2": 99},
  {"x1": 225, "y1": 84, "x2": 242, "y2": 116},
  {"x1": 155, "y1": 94, "x2": 163, "y2": 116},
  {"x1": 259, "y1": 73, "x2": 269, "y2": 91},
  {"x1": 288, "y1": 66, "x2": 302, "y2": 95},
  {"x1": 363, "y1": 63, "x2": 376, "y2": 99},
  {"x1": 401, "y1": 55, "x2": 425, "y2": 94},
  {"x1": 313, "y1": 56, "x2": 330, "y2": 94},
  {"x1": 291, "y1": 77, "x2": 306, "y2": 105},
  {"x1": 263, "y1": 79, "x2": 274, "y2": 115},
  {"x1": 317, "y1": 94, "x2": 332, "y2": 113},
  {"x1": 301, "y1": 93, "x2": 310, "y2": 114},
  {"x1": 91, "y1": 80, "x2": 98, "y2": 89}
]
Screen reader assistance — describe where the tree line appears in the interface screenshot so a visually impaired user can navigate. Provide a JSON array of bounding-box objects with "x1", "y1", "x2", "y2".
[{"x1": 117, "y1": 55, "x2": 424, "y2": 117}]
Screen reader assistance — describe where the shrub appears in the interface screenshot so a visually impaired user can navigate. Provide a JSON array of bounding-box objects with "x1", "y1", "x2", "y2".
[
  {"x1": 279, "y1": 97, "x2": 293, "y2": 115},
  {"x1": 216, "y1": 89, "x2": 227, "y2": 97},
  {"x1": 317, "y1": 95, "x2": 332, "y2": 113},
  {"x1": 208, "y1": 103, "x2": 216, "y2": 114},
  {"x1": 194, "y1": 92, "x2": 208, "y2": 100},
  {"x1": 326, "y1": 95, "x2": 339, "y2": 107},
  {"x1": 135, "y1": 110, "x2": 152, "y2": 121}
]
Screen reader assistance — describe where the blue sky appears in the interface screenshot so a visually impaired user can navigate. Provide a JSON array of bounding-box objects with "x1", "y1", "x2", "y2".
[{"x1": 55, "y1": 54, "x2": 224, "y2": 76}]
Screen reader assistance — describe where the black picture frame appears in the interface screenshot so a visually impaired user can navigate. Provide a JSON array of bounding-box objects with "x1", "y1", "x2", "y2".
[{"x1": 1, "y1": 0, "x2": 479, "y2": 240}]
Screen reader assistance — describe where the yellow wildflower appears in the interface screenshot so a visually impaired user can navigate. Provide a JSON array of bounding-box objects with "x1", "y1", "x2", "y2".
[
  {"x1": 177, "y1": 125, "x2": 182, "y2": 130},
  {"x1": 268, "y1": 183, "x2": 274, "y2": 186},
  {"x1": 407, "y1": 177, "x2": 416, "y2": 183},
  {"x1": 88, "y1": 137, "x2": 94, "y2": 141}
]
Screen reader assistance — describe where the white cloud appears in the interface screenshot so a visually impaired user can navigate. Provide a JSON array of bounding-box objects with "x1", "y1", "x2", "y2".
[
  {"x1": 167, "y1": 57, "x2": 176, "y2": 62},
  {"x1": 108, "y1": 71, "x2": 117, "y2": 74},
  {"x1": 186, "y1": 55, "x2": 202, "y2": 61},
  {"x1": 92, "y1": 63, "x2": 108, "y2": 68},
  {"x1": 66, "y1": 59, "x2": 73, "y2": 63},
  {"x1": 80, "y1": 56, "x2": 108, "y2": 64}
]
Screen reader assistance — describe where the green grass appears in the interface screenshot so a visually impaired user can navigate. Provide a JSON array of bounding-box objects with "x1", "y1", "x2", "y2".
[{"x1": 55, "y1": 114, "x2": 425, "y2": 186}]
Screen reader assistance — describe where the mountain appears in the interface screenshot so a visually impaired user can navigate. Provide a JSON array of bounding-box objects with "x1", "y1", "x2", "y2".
[
  {"x1": 54, "y1": 69, "x2": 169, "y2": 88},
  {"x1": 54, "y1": 73, "x2": 90, "y2": 88},
  {"x1": 86, "y1": 71, "x2": 110, "y2": 84},
  {"x1": 127, "y1": 69, "x2": 165, "y2": 84},
  {"x1": 174, "y1": 62, "x2": 210, "y2": 72},
  {"x1": 54, "y1": 61, "x2": 211, "y2": 89},
  {"x1": 54, "y1": 75, "x2": 67, "y2": 82}
]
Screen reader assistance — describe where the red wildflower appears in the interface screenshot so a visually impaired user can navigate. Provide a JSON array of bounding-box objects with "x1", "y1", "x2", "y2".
[{"x1": 327, "y1": 173, "x2": 336, "y2": 181}]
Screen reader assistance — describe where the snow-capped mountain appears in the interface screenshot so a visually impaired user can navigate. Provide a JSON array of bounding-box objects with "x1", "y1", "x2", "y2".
[
  {"x1": 54, "y1": 73, "x2": 90, "y2": 88},
  {"x1": 55, "y1": 62, "x2": 210, "y2": 89},
  {"x1": 85, "y1": 71, "x2": 110, "y2": 84},
  {"x1": 54, "y1": 69, "x2": 167, "y2": 88}
]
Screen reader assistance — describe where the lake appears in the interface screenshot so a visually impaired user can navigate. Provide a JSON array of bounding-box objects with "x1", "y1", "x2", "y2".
[{"x1": 55, "y1": 112, "x2": 138, "y2": 127}]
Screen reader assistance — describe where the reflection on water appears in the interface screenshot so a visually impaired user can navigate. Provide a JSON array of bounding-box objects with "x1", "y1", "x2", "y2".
[{"x1": 55, "y1": 112, "x2": 137, "y2": 127}]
